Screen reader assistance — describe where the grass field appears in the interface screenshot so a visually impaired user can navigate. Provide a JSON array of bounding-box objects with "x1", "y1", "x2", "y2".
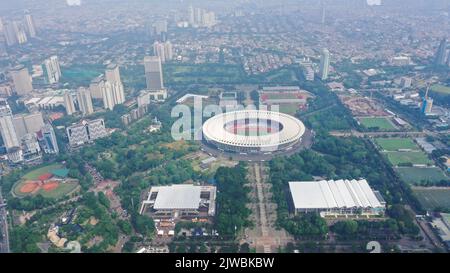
[
  {"x1": 279, "y1": 104, "x2": 300, "y2": 115},
  {"x1": 359, "y1": 117, "x2": 397, "y2": 131},
  {"x1": 385, "y1": 151, "x2": 433, "y2": 166},
  {"x1": 164, "y1": 63, "x2": 245, "y2": 84},
  {"x1": 375, "y1": 138, "x2": 419, "y2": 151},
  {"x1": 396, "y1": 167, "x2": 449, "y2": 185},
  {"x1": 12, "y1": 164, "x2": 79, "y2": 199},
  {"x1": 413, "y1": 187, "x2": 450, "y2": 210},
  {"x1": 431, "y1": 84, "x2": 450, "y2": 95}
]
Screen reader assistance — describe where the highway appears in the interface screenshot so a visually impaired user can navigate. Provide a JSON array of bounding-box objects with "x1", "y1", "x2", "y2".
[{"x1": 0, "y1": 188, "x2": 10, "y2": 253}]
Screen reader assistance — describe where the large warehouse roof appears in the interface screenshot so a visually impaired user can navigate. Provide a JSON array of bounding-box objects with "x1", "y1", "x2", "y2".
[
  {"x1": 153, "y1": 185, "x2": 201, "y2": 210},
  {"x1": 289, "y1": 179, "x2": 384, "y2": 209}
]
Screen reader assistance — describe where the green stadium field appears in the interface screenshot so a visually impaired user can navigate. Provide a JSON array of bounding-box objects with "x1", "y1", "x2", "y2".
[
  {"x1": 375, "y1": 138, "x2": 419, "y2": 151},
  {"x1": 385, "y1": 151, "x2": 433, "y2": 166},
  {"x1": 359, "y1": 117, "x2": 397, "y2": 131},
  {"x1": 413, "y1": 187, "x2": 450, "y2": 210},
  {"x1": 431, "y1": 84, "x2": 450, "y2": 95},
  {"x1": 396, "y1": 167, "x2": 449, "y2": 185}
]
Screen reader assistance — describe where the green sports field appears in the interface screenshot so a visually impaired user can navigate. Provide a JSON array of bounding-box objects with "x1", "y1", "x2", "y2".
[
  {"x1": 385, "y1": 151, "x2": 433, "y2": 166},
  {"x1": 359, "y1": 117, "x2": 397, "y2": 131},
  {"x1": 431, "y1": 84, "x2": 450, "y2": 95},
  {"x1": 396, "y1": 167, "x2": 449, "y2": 185},
  {"x1": 22, "y1": 164, "x2": 64, "y2": 180},
  {"x1": 375, "y1": 138, "x2": 419, "y2": 151},
  {"x1": 413, "y1": 187, "x2": 450, "y2": 210}
]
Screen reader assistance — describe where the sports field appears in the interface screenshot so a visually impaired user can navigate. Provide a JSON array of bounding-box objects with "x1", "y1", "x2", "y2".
[
  {"x1": 12, "y1": 164, "x2": 79, "y2": 199},
  {"x1": 359, "y1": 117, "x2": 397, "y2": 131},
  {"x1": 413, "y1": 187, "x2": 450, "y2": 210},
  {"x1": 375, "y1": 138, "x2": 419, "y2": 151},
  {"x1": 385, "y1": 151, "x2": 433, "y2": 166},
  {"x1": 431, "y1": 84, "x2": 450, "y2": 95},
  {"x1": 396, "y1": 167, "x2": 449, "y2": 185}
]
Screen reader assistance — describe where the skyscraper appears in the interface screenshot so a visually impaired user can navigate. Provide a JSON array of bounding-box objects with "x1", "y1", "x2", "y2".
[
  {"x1": 319, "y1": 48, "x2": 330, "y2": 80},
  {"x1": 12, "y1": 112, "x2": 44, "y2": 140},
  {"x1": 0, "y1": 115, "x2": 20, "y2": 149},
  {"x1": 40, "y1": 124, "x2": 59, "y2": 154},
  {"x1": 105, "y1": 64, "x2": 121, "y2": 83},
  {"x1": 24, "y1": 13, "x2": 36, "y2": 38},
  {"x1": 3, "y1": 21, "x2": 18, "y2": 46},
  {"x1": 10, "y1": 66, "x2": 33, "y2": 95},
  {"x1": 144, "y1": 56, "x2": 164, "y2": 90},
  {"x1": 435, "y1": 38, "x2": 448, "y2": 66},
  {"x1": 76, "y1": 87, "x2": 94, "y2": 115},
  {"x1": 43, "y1": 56, "x2": 62, "y2": 84},
  {"x1": 102, "y1": 81, "x2": 115, "y2": 110},
  {"x1": 153, "y1": 42, "x2": 166, "y2": 63},
  {"x1": 103, "y1": 64, "x2": 125, "y2": 110},
  {"x1": 89, "y1": 77, "x2": 105, "y2": 99},
  {"x1": 63, "y1": 91, "x2": 76, "y2": 115}
]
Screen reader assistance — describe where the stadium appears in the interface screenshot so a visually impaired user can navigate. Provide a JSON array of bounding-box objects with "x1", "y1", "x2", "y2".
[{"x1": 202, "y1": 110, "x2": 305, "y2": 154}]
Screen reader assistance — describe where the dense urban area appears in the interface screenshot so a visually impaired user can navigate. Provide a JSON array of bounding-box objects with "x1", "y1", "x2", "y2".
[{"x1": 0, "y1": 0, "x2": 450, "y2": 254}]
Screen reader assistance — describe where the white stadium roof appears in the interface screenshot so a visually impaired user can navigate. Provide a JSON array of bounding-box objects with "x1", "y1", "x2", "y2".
[
  {"x1": 289, "y1": 179, "x2": 384, "y2": 209},
  {"x1": 202, "y1": 110, "x2": 305, "y2": 148},
  {"x1": 153, "y1": 185, "x2": 201, "y2": 210}
]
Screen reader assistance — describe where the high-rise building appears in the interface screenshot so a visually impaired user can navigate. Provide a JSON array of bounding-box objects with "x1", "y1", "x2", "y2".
[
  {"x1": 40, "y1": 124, "x2": 59, "y2": 154},
  {"x1": 76, "y1": 87, "x2": 94, "y2": 115},
  {"x1": 13, "y1": 21, "x2": 27, "y2": 44},
  {"x1": 152, "y1": 20, "x2": 168, "y2": 41},
  {"x1": 105, "y1": 64, "x2": 121, "y2": 84},
  {"x1": 144, "y1": 56, "x2": 164, "y2": 90},
  {"x1": 0, "y1": 115, "x2": 20, "y2": 149},
  {"x1": 102, "y1": 81, "x2": 115, "y2": 110},
  {"x1": 188, "y1": 5, "x2": 195, "y2": 26},
  {"x1": 164, "y1": 41, "x2": 173, "y2": 61},
  {"x1": 0, "y1": 98, "x2": 12, "y2": 117},
  {"x1": 89, "y1": 77, "x2": 105, "y2": 99},
  {"x1": 24, "y1": 13, "x2": 36, "y2": 38},
  {"x1": 421, "y1": 87, "x2": 433, "y2": 114},
  {"x1": 319, "y1": 48, "x2": 330, "y2": 80},
  {"x1": 12, "y1": 112, "x2": 44, "y2": 140},
  {"x1": 43, "y1": 56, "x2": 62, "y2": 84},
  {"x1": 66, "y1": 119, "x2": 108, "y2": 146},
  {"x1": 3, "y1": 21, "x2": 18, "y2": 46},
  {"x1": 10, "y1": 66, "x2": 33, "y2": 95},
  {"x1": 153, "y1": 41, "x2": 173, "y2": 63},
  {"x1": 63, "y1": 91, "x2": 76, "y2": 115},
  {"x1": 435, "y1": 38, "x2": 448, "y2": 66}
]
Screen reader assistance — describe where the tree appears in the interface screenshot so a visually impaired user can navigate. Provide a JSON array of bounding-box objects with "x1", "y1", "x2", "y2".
[{"x1": 132, "y1": 213, "x2": 155, "y2": 237}]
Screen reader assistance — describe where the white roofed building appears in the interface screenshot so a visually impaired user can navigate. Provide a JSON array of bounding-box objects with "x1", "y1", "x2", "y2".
[
  {"x1": 288, "y1": 179, "x2": 386, "y2": 217},
  {"x1": 139, "y1": 184, "x2": 216, "y2": 219}
]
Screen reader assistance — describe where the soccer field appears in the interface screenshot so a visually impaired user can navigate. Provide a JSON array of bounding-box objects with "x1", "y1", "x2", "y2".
[
  {"x1": 385, "y1": 151, "x2": 433, "y2": 166},
  {"x1": 413, "y1": 187, "x2": 450, "y2": 210},
  {"x1": 359, "y1": 117, "x2": 397, "y2": 131},
  {"x1": 375, "y1": 138, "x2": 419, "y2": 151},
  {"x1": 396, "y1": 167, "x2": 449, "y2": 185}
]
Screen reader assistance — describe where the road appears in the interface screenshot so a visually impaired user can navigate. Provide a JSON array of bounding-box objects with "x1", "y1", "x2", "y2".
[
  {"x1": 329, "y1": 130, "x2": 429, "y2": 138},
  {"x1": 0, "y1": 188, "x2": 10, "y2": 253}
]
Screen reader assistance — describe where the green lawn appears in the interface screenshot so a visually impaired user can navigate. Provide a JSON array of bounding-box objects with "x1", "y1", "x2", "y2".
[
  {"x1": 39, "y1": 181, "x2": 80, "y2": 199},
  {"x1": 431, "y1": 84, "x2": 450, "y2": 95},
  {"x1": 385, "y1": 151, "x2": 433, "y2": 166},
  {"x1": 413, "y1": 187, "x2": 450, "y2": 210},
  {"x1": 375, "y1": 138, "x2": 419, "y2": 151},
  {"x1": 164, "y1": 63, "x2": 245, "y2": 84},
  {"x1": 396, "y1": 167, "x2": 449, "y2": 185},
  {"x1": 359, "y1": 117, "x2": 397, "y2": 131},
  {"x1": 22, "y1": 164, "x2": 64, "y2": 180},
  {"x1": 279, "y1": 104, "x2": 300, "y2": 115}
]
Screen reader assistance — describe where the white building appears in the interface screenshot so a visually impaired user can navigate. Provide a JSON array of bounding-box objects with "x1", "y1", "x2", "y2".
[
  {"x1": 137, "y1": 89, "x2": 167, "y2": 107},
  {"x1": 144, "y1": 56, "x2": 164, "y2": 90},
  {"x1": 43, "y1": 56, "x2": 62, "y2": 84},
  {"x1": 0, "y1": 115, "x2": 20, "y2": 149},
  {"x1": 10, "y1": 66, "x2": 33, "y2": 95},
  {"x1": 63, "y1": 91, "x2": 76, "y2": 115},
  {"x1": 76, "y1": 87, "x2": 94, "y2": 115},
  {"x1": 12, "y1": 112, "x2": 44, "y2": 140},
  {"x1": 66, "y1": 119, "x2": 108, "y2": 147},
  {"x1": 288, "y1": 179, "x2": 386, "y2": 217},
  {"x1": 139, "y1": 184, "x2": 216, "y2": 218},
  {"x1": 319, "y1": 48, "x2": 330, "y2": 81}
]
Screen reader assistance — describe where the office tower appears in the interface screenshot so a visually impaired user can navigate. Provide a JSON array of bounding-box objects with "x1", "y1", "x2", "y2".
[
  {"x1": 40, "y1": 124, "x2": 59, "y2": 154},
  {"x1": 195, "y1": 8, "x2": 203, "y2": 24},
  {"x1": 319, "y1": 48, "x2": 330, "y2": 80},
  {"x1": 3, "y1": 21, "x2": 19, "y2": 46},
  {"x1": 63, "y1": 91, "x2": 76, "y2": 115},
  {"x1": 12, "y1": 112, "x2": 44, "y2": 140},
  {"x1": 76, "y1": 87, "x2": 94, "y2": 115},
  {"x1": 0, "y1": 115, "x2": 20, "y2": 149},
  {"x1": 164, "y1": 41, "x2": 173, "y2": 61},
  {"x1": 89, "y1": 77, "x2": 105, "y2": 99},
  {"x1": 400, "y1": 77, "x2": 412, "y2": 88},
  {"x1": 104, "y1": 64, "x2": 125, "y2": 109},
  {"x1": 153, "y1": 41, "x2": 165, "y2": 63},
  {"x1": 435, "y1": 38, "x2": 448, "y2": 66},
  {"x1": 24, "y1": 13, "x2": 36, "y2": 38},
  {"x1": 102, "y1": 81, "x2": 115, "y2": 110},
  {"x1": 144, "y1": 56, "x2": 164, "y2": 90},
  {"x1": 202, "y1": 11, "x2": 216, "y2": 27},
  {"x1": 188, "y1": 5, "x2": 195, "y2": 26},
  {"x1": 105, "y1": 64, "x2": 121, "y2": 84},
  {"x1": 10, "y1": 66, "x2": 33, "y2": 95},
  {"x1": 153, "y1": 20, "x2": 167, "y2": 41},
  {"x1": 13, "y1": 21, "x2": 27, "y2": 44},
  {"x1": 421, "y1": 87, "x2": 433, "y2": 114},
  {"x1": 43, "y1": 56, "x2": 62, "y2": 84}
]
